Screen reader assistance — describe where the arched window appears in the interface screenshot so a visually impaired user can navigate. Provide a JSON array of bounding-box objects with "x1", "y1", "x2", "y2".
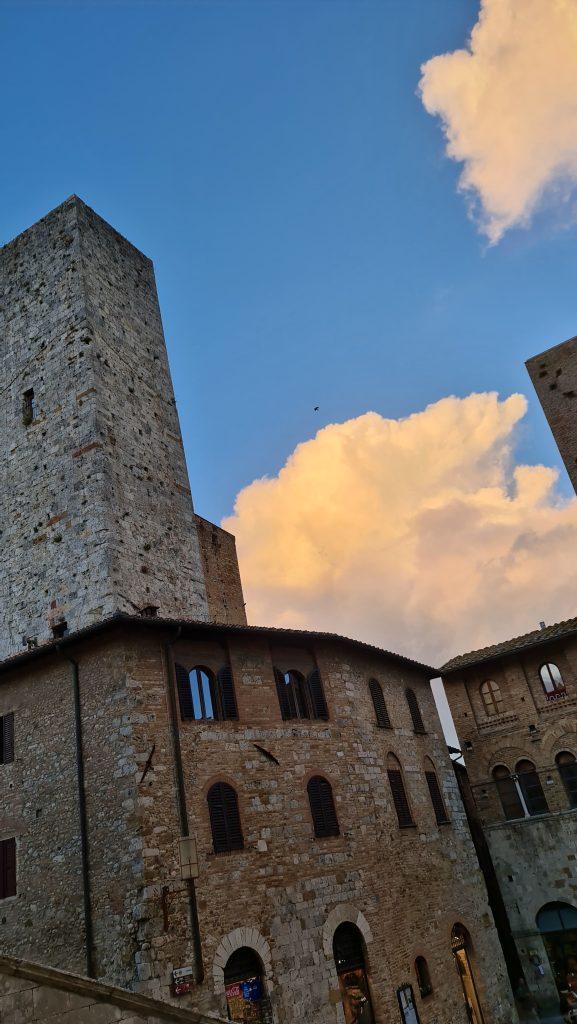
[
  {"x1": 424, "y1": 758, "x2": 450, "y2": 825},
  {"x1": 540, "y1": 662, "x2": 566, "y2": 699},
  {"x1": 387, "y1": 753, "x2": 415, "y2": 828},
  {"x1": 274, "y1": 668, "x2": 328, "y2": 721},
  {"x1": 415, "y1": 956, "x2": 433, "y2": 997},
  {"x1": 224, "y1": 947, "x2": 268, "y2": 1021},
  {"x1": 333, "y1": 923, "x2": 375, "y2": 1024},
  {"x1": 307, "y1": 776, "x2": 339, "y2": 837},
  {"x1": 492, "y1": 765, "x2": 525, "y2": 821},
  {"x1": 369, "y1": 679, "x2": 391, "y2": 729},
  {"x1": 207, "y1": 782, "x2": 244, "y2": 853},
  {"x1": 480, "y1": 680, "x2": 503, "y2": 717},
  {"x1": 516, "y1": 759, "x2": 549, "y2": 816},
  {"x1": 451, "y1": 925, "x2": 485, "y2": 1024},
  {"x1": 557, "y1": 752, "x2": 577, "y2": 808},
  {"x1": 175, "y1": 664, "x2": 237, "y2": 722},
  {"x1": 405, "y1": 688, "x2": 426, "y2": 734}
]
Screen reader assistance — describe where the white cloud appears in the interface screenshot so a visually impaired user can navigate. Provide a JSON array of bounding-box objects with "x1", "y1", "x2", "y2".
[
  {"x1": 419, "y1": 0, "x2": 577, "y2": 242},
  {"x1": 223, "y1": 393, "x2": 577, "y2": 669}
]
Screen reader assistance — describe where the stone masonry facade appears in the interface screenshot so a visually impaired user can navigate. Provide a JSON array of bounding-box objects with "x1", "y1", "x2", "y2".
[{"x1": 526, "y1": 336, "x2": 577, "y2": 495}]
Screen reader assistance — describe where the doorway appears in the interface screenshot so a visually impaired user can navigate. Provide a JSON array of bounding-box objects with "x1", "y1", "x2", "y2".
[
  {"x1": 451, "y1": 924, "x2": 485, "y2": 1024},
  {"x1": 224, "y1": 947, "x2": 271, "y2": 1023},
  {"x1": 333, "y1": 922, "x2": 375, "y2": 1024},
  {"x1": 537, "y1": 902, "x2": 577, "y2": 1013}
]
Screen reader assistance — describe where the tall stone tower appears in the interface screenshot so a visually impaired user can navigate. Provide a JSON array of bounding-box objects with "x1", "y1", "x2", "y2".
[
  {"x1": 526, "y1": 335, "x2": 577, "y2": 495},
  {"x1": 0, "y1": 196, "x2": 210, "y2": 658}
]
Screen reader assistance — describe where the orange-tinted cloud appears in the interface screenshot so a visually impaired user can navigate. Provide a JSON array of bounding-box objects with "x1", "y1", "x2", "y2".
[
  {"x1": 419, "y1": 0, "x2": 577, "y2": 242},
  {"x1": 223, "y1": 393, "x2": 577, "y2": 668}
]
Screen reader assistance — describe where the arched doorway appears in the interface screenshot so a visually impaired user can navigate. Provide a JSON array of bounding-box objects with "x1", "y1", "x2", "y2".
[
  {"x1": 333, "y1": 922, "x2": 375, "y2": 1023},
  {"x1": 223, "y1": 946, "x2": 271, "y2": 1022},
  {"x1": 537, "y1": 901, "x2": 577, "y2": 1011},
  {"x1": 451, "y1": 924, "x2": 485, "y2": 1024}
]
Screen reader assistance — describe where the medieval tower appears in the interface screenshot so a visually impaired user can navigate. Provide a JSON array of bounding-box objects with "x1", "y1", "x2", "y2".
[{"x1": 0, "y1": 196, "x2": 212, "y2": 659}]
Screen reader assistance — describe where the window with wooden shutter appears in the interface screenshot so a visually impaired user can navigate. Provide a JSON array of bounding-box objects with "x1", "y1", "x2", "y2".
[
  {"x1": 0, "y1": 838, "x2": 16, "y2": 899},
  {"x1": 0, "y1": 714, "x2": 14, "y2": 765},
  {"x1": 307, "y1": 670, "x2": 328, "y2": 720},
  {"x1": 307, "y1": 776, "x2": 339, "y2": 837},
  {"x1": 176, "y1": 663, "x2": 194, "y2": 720},
  {"x1": 207, "y1": 782, "x2": 244, "y2": 853},
  {"x1": 557, "y1": 752, "x2": 577, "y2": 808},
  {"x1": 493, "y1": 765, "x2": 524, "y2": 820},
  {"x1": 274, "y1": 668, "x2": 309, "y2": 720},
  {"x1": 425, "y1": 765, "x2": 450, "y2": 825},
  {"x1": 405, "y1": 688, "x2": 426, "y2": 734},
  {"x1": 387, "y1": 754, "x2": 415, "y2": 828},
  {"x1": 516, "y1": 759, "x2": 549, "y2": 816},
  {"x1": 175, "y1": 664, "x2": 219, "y2": 721},
  {"x1": 369, "y1": 680, "x2": 391, "y2": 729},
  {"x1": 217, "y1": 667, "x2": 238, "y2": 721}
]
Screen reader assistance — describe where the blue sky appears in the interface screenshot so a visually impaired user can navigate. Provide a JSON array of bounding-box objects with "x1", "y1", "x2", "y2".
[{"x1": 2, "y1": 0, "x2": 575, "y2": 528}]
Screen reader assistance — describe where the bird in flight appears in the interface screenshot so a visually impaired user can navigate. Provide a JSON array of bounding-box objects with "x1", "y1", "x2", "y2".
[{"x1": 314, "y1": 406, "x2": 319, "y2": 411}]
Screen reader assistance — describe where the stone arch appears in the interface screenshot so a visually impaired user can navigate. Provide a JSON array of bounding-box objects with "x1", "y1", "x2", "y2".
[
  {"x1": 484, "y1": 744, "x2": 532, "y2": 775},
  {"x1": 212, "y1": 926, "x2": 273, "y2": 992},
  {"x1": 322, "y1": 903, "x2": 373, "y2": 958},
  {"x1": 543, "y1": 720, "x2": 577, "y2": 760}
]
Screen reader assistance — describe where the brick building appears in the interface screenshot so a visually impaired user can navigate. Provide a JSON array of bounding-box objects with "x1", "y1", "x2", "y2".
[{"x1": 0, "y1": 198, "x2": 516, "y2": 1024}]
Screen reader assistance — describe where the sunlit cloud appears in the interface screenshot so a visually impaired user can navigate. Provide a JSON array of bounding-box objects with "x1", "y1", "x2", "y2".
[
  {"x1": 224, "y1": 393, "x2": 577, "y2": 668},
  {"x1": 419, "y1": 0, "x2": 577, "y2": 243}
]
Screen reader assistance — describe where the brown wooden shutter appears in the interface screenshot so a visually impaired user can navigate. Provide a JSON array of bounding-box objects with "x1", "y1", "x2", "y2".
[
  {"x1": 406, "y1": 689, "x2": 426, "y2": 734},
  {"x1": 425, "y1": 771, "x2": 449, "y2": 824},
  {"x1": 0, "y1": 838, "x2": 16, "y2": 899},
  {"x1": 217, "y1": 667, "x2": 238, "y2": 721},
  {"x1": 207, "y1": 783, "x2": 244, "y2": 853},
  {"x1": 369, "y1": 680, "x2": 391, "y2": 729},
  {"x1": 175, "y1": 664, "x2": 194, "y2": 720},
  {"x1": 307, "y1": 670, "x2": 328, "y2": 720},
  {"x1": 387, "y1": 769, "x2": 415, "y2": 828},
  {"x1": 307, "y1": 776, "x2": 339, "y2": 837},
  {"x1": 2, "y1": 714, "x2": 14, "y2": 765},
  {"x1": 274, "y1": 668, "x2": 293, "y2": 720}
]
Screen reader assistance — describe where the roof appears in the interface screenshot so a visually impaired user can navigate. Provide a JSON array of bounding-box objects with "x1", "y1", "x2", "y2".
[
  {"x1": 441, "y1": 614, "x2": 577, "y2": 675},
  {"x1": 0, "y1": 612, "x2": 438, "y2": 678}
]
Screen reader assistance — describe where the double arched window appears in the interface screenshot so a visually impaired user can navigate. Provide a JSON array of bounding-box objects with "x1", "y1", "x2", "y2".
[
  {"x1": 387, "y1": 754, "x2": 415, "y2": 828},
  {"x1": 207, "y1": 782, "x2": 244, "y2": 853},
  {"x1": 557, "y1": 752, "x2": 577, "y2": 808},
  {"x1": 369, "y1": 679, "x2": 392, "y2": 729},
  {"x1": 539, "y1": 662, "x2": 566, "y2": 699},
  {"x1": 175, "y1": 664, "x2": 238, "y2": 722},
  {"x1": 493, "y1": 760, "x2": 549, "y2": 819},
  {"x1": 480, "y1": 679, "x2": 503, "y2": 717},
  {"x1": 274, "y1": 668, "x2": 328, "y2": 721},
  {"x1": 405, "y1": 688, "x2": 426, "y2": 735},
  {"x1": 307, "y1": 776, "x2": 339, "y2": 838},
  {"x1": 424, "y1": 758, "x2": 450, "y2": 825}
]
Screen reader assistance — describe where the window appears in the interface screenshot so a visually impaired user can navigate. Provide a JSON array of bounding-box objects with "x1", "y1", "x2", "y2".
[
  {"x1": 493, "y1": 765, "x2": 525, "y2": 821},
  {"x1": 22, "y1": 388, "x2": 36, "y2": 425},
  {"x1": 405, "y1": 689, "x2": 426, "y2": 734},
  {"x1": 516, "y1": 759, "x2": 549, "y2": 816},
  {"x1": 369, "y1": 679, "x2": 391, "y2": 729},
  {"x1": 397, "y1": 984, "x2": 421, "y2": 1024},
  {"x1": 333, "y1": 923, "x2": 375, "y2": 1024},
  {"x1": 307, "y1": 776, "x2": 339, "y2": 837},
  {"x1": 387, "y1": 753, "x2": 415, "y2": 828},
  {"x1": 274, "y1": 668, "x2": 328, "y2": 721},
  {"x1": 424, "y1": 760, "x2": 450, "y2": 825},
  {"x1": 0, "y1": 839, "x2": 16, "y2": 899},
  {"x1": 224, "y1": 947, "x2": 268, "y2": 1021},
  {"x1": 0, "y1": 714, "x2": 14, "y2": 765},
  {"x1": 540, "y1": 662, "x2": 566, "y2": 699},
  {"x1": 175, "y1": 664, "x2": 237, "y2": 722},
  {"x1": 557, "y1": 752, "x2": 577, "y2": 808},
  {"x1": 415, "y1": 956, "x2": 433, "y2": 998},
  {"x1": 480, "y1": 680, "x2": 503, "y2": 717},
  {"x1": 207, "y1": 782, "x2": 243, "y2": 853}
]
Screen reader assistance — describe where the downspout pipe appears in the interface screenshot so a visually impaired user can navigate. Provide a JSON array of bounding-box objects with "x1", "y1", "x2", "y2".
[{"x1": 164, "y1": 628, "x2": 204, "y2": 984}]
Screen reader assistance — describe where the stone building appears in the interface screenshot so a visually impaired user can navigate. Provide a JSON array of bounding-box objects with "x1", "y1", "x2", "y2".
[
  {"x1": 526, "y1": 335, "x2": 577, "y2": 496},
  {"x1": 0, "y1": 198, "x2": 516, "y2": 1024}
]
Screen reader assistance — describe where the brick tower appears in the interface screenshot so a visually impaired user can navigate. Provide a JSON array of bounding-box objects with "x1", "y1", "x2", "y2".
[
  {"x1": 526, "y1": 335, "x2": 577, "y2": 495},
  {"x1": 0, "y1": 197, "x2": 210, "y2": 659}
]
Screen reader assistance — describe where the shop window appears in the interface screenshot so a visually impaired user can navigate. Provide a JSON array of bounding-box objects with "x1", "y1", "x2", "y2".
[
  {"x1": 492, "y1": 765, "x2": 525, "y2": 821},
  {"x1": 307, "y1": 776, "x2": 339, "y2": 838},
  {"x1": 207, "y1": 782, "x2": 244, "y2": 853},
  {"x1": 424, "y1": 759, "x2": 449, "y2": 825},
  {"x1": 387, "y1": 753, "x2": 415, "y2": 828},
  {"x1": 274, "y1": 667, "x2": 328, "y2": 721},
  {"x1": 369, "y1": 679, "x2": 391, "y2": 729},
  {"x1": 516, "y1": 759, "x2": 549, "y2": 816},
  {"x1": 537, "y1": 902, "x2": 577, "y2": 1013},
  {"x1": 405, "y1": 688, "x2": 426, "y2": 734},
  {"x1": 415, "y1": 956, "x2": 433, "y2": 997},
  {"x1": 480, "y1": 679, "x2": 503, "y2": 717},
  {"x1": 224, "y1": 947, "x2": 270, "y2": 1023},
  {"x1": 557, "y1": 752, "x2": 577, "y2": 809},
  {"x1": 0, "y1": 714, "x2": 14, "y2": 765},
  {"x1": 539, "y1": 662, "x2": 566, "y2": 699},
  {"x1": 333, "y1": 922, "x2": 375, "y2": 1024},
  {"x1": 175, "y1": 664, "x2": 237, "y2": 722},
  {"x1": 0, "y1": 839, "x2": 16, "y2": 899}
]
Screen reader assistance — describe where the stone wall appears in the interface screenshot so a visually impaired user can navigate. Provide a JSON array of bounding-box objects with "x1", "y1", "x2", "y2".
[
  {"x1": 526, "y1": 335, "x2": 577, "y2": 495},
  {"x1": 194, "y1": 516, "x2": 246, "y2": 625},
  {"x1": 0, "y1": 618, "x2": 516, "y2": 1024}
]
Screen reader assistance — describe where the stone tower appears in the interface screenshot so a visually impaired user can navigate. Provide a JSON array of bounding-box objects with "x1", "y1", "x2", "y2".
[
  {"x1": 0, "y1": 196, "x2": 210, "y2": 659},
  {"x1": 526, "y1": 335, "x2": 577, "y2": 495}
]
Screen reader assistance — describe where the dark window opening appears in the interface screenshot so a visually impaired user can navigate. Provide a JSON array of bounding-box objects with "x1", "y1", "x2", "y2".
[
  {"x1": 22, "y1": 388, "x2": 36, "y2": 425},
  {"x1": 51, "y1": 620, "x2": 68, "y2": 639},
  {"x1": 425, "y1": 766, "x2": 450, "y2": 825},
  {"x1": 516, "y1": 759, "x2": 549, "y2": 816},
  {"x1": 387, "y1": 754, "x2": 415, "y2": 828},
  {"x1": 405, "y1": 688, "x2": 426, "y2": 734},
  {"x1": 557, "y1": 752, "x2": 577, "y2": 808},
  {"x1": 307, "y1": 775, "x2": 339, "y2": 838},
  {"x1": 0, "y1": 838, "x2": 16, "y2": 899},
  {"x1": 415, "y1": 956, "x2": 433, "y2": 998},
  {"x1": 333, "y1": 923, "x2": 375, "y2": 1024},
  {"x1": 175, "y1": 664, "x2": 237, "y2": 722},
  {"x1": 0, "y1": 714, "x2": 14, "y2": 766},
  {"x1": 369, "y1": 679, "x2": 391, "y2": 729},
  {"x1": 207, "y1": 782, "x2": 243, "y2": 854},
  {"x1": 493, "y1": 765, "x2": 524, "y2": 820},
  {"x1": 274, "y1": 667, "x2": 328, "y2": 721}
]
